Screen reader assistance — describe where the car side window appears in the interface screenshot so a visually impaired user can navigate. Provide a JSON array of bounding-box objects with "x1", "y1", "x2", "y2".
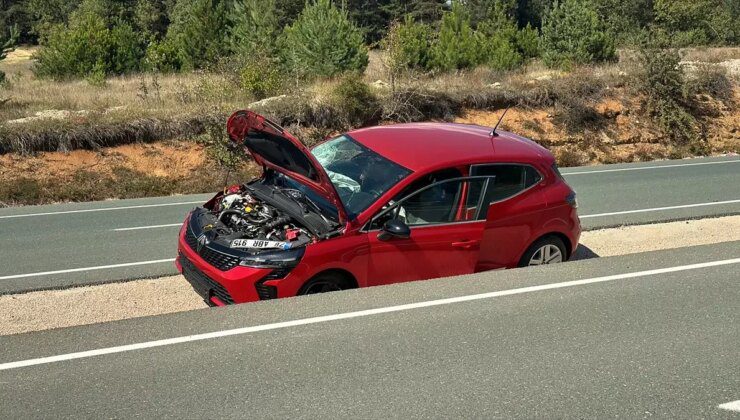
[
  {"x1": 466, "y1": 164, "x2": 542, "y2": 219},
  {"x1": 369, "y1": 169, "x2": 465, "y2": 229}
]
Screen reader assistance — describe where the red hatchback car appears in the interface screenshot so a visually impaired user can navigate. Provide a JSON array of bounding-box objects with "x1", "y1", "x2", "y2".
[{"x1": 176, "y1": 110, "x2": 581, "y2": 305}]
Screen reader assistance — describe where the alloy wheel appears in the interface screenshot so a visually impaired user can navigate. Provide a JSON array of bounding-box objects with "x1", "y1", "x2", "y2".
[{"x1": 528, "y1": 244, "x2": 563, "y2": 266}]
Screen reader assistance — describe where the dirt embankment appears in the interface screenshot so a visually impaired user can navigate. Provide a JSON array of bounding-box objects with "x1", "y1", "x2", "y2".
[
  {"x1": 1, "y1": 215, "x2": 739, "y2": 336},
  {"x1": 455, "y1": 92, "x2": 740, "y2": 166},
  {"x1": 0, "y1": 141, "x2": 257, "y2": 207}
]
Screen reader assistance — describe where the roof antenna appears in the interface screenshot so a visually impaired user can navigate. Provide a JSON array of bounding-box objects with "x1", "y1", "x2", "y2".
[{"x1": 490, "y1": 106, "x2": 511, "y2": 138}]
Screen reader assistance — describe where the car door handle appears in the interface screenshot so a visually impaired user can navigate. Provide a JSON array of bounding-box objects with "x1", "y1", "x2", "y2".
[{"x1": 451, "y1": 240, "x2": 479, "y2": 249}]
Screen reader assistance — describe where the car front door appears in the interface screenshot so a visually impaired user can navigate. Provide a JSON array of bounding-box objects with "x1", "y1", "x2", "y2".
[{"x1": 364, "y1": 175, "x2": 492, "y2": 287}]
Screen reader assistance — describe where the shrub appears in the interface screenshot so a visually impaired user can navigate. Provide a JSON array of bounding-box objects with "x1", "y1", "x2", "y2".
[
  {"x1": 240, "y1": 60, "x2": 283, "y2": 99},
  {"x1": 686, "y1": 64, "x2": 734, "y2": 103},
  {"x1": 431, "y1": 2, "x2": 480, "y2": 71},
  {"x1": 637, "y1": 44, "x2": 697, "y2": 145},
  {"x1": 541, "y1": 0, "x2": 616, "y2": 68},
  {"x1": 280, "y1": 0, "x2": 368, "y2": 78},
  {"x1": 554, "y1": 146, "x2": 589, "y2": 167},
  {"x1": 330, "y1": 73, "x2": 379, "y2": 128},
  {"x1": 653, "y1": 0, "x2": 738, "y2": 46},
  {"x1": 197, "y1": 121, "x2": 251, "y2": 172},
  {"x1": 144, "y1": 39, "x2": 183, "y2": 73}
]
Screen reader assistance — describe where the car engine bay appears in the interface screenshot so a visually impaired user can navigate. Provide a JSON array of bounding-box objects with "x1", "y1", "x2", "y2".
[{"x1": 196, "y1": 185, "x2": 315, "y2": 251}]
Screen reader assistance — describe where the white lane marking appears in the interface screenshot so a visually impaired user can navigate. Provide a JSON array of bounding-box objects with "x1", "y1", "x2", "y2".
[
  {"x1": 562, "y1": 159, "x2": 740, "y2": 175},
  {"x1": 113, "y1": 223, "x2": 182, "y2": 232},
  {"x1": 0, "y1": 259, "x2": 175, "y2": 281},
  {"x1": 718, "y1": 400, "x2": 740, "y2": 413},
  {"x1": 1, "y1": 257, "x2": 738, "y2": 372},
  {"x1": 0, "y1": 201, "x2": 203, "y2": 220},
  {"x1": 580, "y1": 199, "x2": 740, "y2": 219}
]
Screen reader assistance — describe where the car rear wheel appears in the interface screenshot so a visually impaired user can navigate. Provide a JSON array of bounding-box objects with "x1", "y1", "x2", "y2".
[
  {"x1": 298, "y1": 273, "x2": 352, "y2": 295},
  {"x1": 519, "y1": 236, "x2": 567, "y2": 267}
]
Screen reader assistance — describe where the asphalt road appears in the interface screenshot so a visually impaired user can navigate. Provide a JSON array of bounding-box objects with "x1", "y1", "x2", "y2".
[
  {"x1": 0, "y1": 155, "x2": 738, "y2": 294},
  {"x1": 1, "y1": 242, "x2": 738, "y2": 418}
]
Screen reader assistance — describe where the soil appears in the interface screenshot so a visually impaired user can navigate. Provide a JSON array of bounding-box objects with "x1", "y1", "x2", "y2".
[
  {"x1": 1, "y1": 216, "x2": 739, "y2": 336},
  {"x1": 454, "y1": 90, "x2": 740, "y2": 166},
  {"x1": 0, "y1": 141, "x2": 207, "y2": 183}
]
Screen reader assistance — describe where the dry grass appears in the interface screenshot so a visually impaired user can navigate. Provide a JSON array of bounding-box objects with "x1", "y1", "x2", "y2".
[{"x1": 1, "y1": 58, "x2": 248, "y2": 124}]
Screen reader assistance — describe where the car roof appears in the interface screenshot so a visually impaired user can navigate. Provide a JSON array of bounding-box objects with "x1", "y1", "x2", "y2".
[{"x1": 347, "y1": 122, "x2": 549, "y2": 172}]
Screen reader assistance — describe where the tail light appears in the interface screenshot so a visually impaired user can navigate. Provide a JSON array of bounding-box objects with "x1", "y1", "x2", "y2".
[{"x1": 566, "y1": 192, "x2": 578, "y2": 209}]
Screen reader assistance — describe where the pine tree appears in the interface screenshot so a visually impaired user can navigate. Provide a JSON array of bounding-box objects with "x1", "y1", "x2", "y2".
[
  {"x1": 382, "y1": 0, "x2": 446, "y2": 23},
  {"x1": 515, "y1": 0, "x2": 552, "y2": 29},
  {"x1": 0, "y1": 23, "x2": 18, "y2": 84},
  {"x1": 475, "y1": 1, "x2": 525, "y2": 70},
  {"x1": 134, "y1": 0, "x2": 169, "y2": 41},
  {"x1": 0, "y1": 24, "x2": 18, "y2": 62},
  {"x1": 346, "y1": 0, "x2": 395, "y2": 44},
  {"x1": 383, "y1": 14, "x2": 433, "y2": 73},
  {"x1": 280, "y1": 0, "x2": 368, "y2": 78},
  {"x1": 654, "y1": 0, "x2": 736, "y2": 46},
  {"x1": 464, "y1": 0, "x2": 517, "y2": 27},
  {"x1": 32, "y1": 0, "x2": 146, "y2": 79},
  {"x1": 164, "y1": 0, "x2": 229, "y2": 70},
  {"x1": 230, "y1": 0, "x2": 280, "y2": 57},
  {"x1": 541, "y1": 0, "x2": 615, "y2": 68},
  {"x1": 431, "y1": 2, "x2": 479, "y2": 71}
]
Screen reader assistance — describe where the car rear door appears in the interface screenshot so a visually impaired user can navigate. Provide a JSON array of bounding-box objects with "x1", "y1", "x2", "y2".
[
  {"x1": 471, "y1": 164, "x2": 547, "y2": 270},
  {"x1": 364, "y1": 176, "x2": 492, "y2": 286}
]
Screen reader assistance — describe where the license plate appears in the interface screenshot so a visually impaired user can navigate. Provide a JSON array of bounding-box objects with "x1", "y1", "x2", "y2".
[{"x1": 230, "y1": 239, "x2": 290, "y2": 250}]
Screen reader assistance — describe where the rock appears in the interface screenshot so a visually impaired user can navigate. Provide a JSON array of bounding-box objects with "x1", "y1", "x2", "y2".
[
  {"x1": 487, "y1": 82, "x2": 502, "y2": 89},
  {"x1": 5, "y1": 109, "x2": 89, "y2": 125},
  {"x1": 248, "y1": 94, "x2": 289, "y2": 109}
]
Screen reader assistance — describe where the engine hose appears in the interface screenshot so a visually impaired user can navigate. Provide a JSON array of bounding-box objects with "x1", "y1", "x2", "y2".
[
  {"x1": 260, "y1": 216, "x2": 292, "y2": 233},
  {"x1": 218, "y1": 209, "x2": 249, "y2": 224}
]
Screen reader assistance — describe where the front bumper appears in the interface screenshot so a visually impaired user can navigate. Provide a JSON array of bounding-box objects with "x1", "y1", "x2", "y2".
[{"x1": 176, "y1": 219, "x2": 275, "y2": 305}]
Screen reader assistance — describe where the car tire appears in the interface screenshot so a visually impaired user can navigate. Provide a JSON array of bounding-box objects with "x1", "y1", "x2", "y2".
[
  {"x1": 518, "y1": 236, "x2": 567, "y2": 268},
  {"x1": 298, "y1": 272, "x2": 352, "y2": 296}
]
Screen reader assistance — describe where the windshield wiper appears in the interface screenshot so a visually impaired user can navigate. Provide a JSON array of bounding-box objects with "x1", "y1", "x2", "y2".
[{"x1": 282, "y1": 189, "x2": 331, "y2": 224}]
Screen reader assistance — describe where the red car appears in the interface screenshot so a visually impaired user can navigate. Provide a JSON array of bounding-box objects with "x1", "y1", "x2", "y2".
[{"x1": 176, "y1": 110, "x2": 581, "y2": 305}]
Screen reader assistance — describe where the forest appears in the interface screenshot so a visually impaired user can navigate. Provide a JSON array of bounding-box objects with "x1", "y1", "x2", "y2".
[{"x1": 0, "y1": 0, "x2": 738, "y2": 205}]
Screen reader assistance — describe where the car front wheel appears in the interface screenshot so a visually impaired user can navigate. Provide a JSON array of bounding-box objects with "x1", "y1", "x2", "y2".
[
  {"x1": 298, "y1": 272, "x2": 353, "y2": 295},
  {"x1": 519, "y1": 236, "x2": 567, "y2": 267}
]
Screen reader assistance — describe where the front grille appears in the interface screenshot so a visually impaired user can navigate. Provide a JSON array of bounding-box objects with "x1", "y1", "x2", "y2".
[
  {"x1": 180, "y1": 253, "x2": 235, "y2": 305},
  {"x1": 255, "y1": 281, "x2": 278, "y2": 300},
  {"x1": 185, "y1": 226, "x2": 240, "y2": 271}
]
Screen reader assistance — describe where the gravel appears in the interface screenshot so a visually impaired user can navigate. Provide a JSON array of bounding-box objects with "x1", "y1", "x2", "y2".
[{"x1": 2, "y1": 215, "x2": 739, "y2": 336}]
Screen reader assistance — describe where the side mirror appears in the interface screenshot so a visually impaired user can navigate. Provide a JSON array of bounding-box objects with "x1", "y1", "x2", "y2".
[{"x1": 378, "y1": 219, "x2": 411, "y2": 241}]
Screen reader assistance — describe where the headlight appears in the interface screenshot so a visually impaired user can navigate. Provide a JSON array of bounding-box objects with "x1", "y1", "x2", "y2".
[{"x1": 239, "y1": 247, "x2": 306, "y2": 269}]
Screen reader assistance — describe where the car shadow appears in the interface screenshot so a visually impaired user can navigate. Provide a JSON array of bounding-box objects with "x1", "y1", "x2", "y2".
[{"x1": 571, "y1": 244, "x2": 601, "y2": 261}]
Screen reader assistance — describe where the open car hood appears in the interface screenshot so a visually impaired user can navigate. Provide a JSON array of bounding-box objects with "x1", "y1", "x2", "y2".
[{"x1": 227, "y1": 110, "x2": 348, "y2": 225}]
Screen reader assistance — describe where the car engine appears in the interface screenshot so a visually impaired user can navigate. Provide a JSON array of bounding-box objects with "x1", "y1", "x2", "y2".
[{"x1": 201, "y1": 186, "x2": 313, "y2": 250}]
